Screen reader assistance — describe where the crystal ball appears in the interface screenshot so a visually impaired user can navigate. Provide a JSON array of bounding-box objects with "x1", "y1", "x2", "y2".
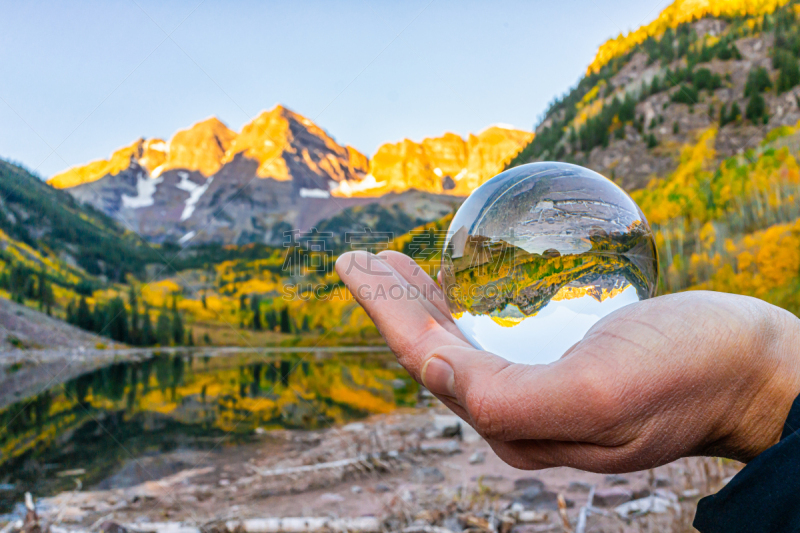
[{"x1": 441, "y1": 162, "x2": 658, "y2": 365}]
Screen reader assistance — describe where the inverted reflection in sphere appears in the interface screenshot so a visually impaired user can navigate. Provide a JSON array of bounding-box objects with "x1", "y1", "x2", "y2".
[{"x1": 441, "y1": 162, "x2": 658, "y2": 365}]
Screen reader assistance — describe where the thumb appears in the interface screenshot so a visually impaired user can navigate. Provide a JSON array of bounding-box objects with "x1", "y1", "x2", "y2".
[{"x1": 426, "y1": 345, "x2": 618, "y2": 444}]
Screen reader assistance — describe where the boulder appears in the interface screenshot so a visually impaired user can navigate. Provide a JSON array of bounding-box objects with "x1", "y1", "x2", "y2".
[
  {"x1": 412, "y1": 467, "x2": 445, "y2": 484},
  {"x1": 593, "y1": 488, "x2": 633, "y2": 507}
]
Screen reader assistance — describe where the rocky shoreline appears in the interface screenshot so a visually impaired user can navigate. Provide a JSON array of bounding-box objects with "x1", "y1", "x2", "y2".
[{"x1": 1, "y1": 401, "x2": 740, "y2": 533}]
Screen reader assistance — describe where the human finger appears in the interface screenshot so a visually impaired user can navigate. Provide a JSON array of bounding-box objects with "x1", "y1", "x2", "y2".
[
  {"x1": 335, "y1": 251, "x2": 470, "y2": 380},
  {"x1": 377, "y1": 250, "x2": 453, "y2": 322}
]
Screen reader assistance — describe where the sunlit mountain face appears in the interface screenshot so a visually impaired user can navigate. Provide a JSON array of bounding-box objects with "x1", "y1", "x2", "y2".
[{"x1": 47, "y1": 106, "x2": 531, "y2": 246}]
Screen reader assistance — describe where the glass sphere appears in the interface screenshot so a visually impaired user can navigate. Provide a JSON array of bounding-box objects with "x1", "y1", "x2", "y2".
[{"x1": 441, "y1": 162, "x2": 658, "y2": 365}]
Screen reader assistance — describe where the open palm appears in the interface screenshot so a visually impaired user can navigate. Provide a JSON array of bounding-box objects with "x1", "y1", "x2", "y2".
[{"x1": 336, "y1": 250, "x2": 800, "y2": 473}]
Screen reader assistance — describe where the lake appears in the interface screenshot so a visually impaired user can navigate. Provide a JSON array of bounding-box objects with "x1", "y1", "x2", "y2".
[{"x1": 0, "y1": 348, "x2": 414, "y2": 512}]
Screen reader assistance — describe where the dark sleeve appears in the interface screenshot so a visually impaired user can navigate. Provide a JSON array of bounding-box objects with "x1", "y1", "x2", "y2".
[{"x1": 694, "y1": 394, "x2": 800, "y2": 532}]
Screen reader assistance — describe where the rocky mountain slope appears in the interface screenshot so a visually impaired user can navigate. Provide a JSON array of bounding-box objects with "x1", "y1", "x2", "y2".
[
  {"x1": 510, "y1": 0, "x2": 800, "y2": 191},
  {"x1": 49, "y1": 106, "x2": 530, "y2": 245},
  {"x1": 0, "y1": 296, "x2": 106, "y2": 351},
  {"x1": 360, "y1": 127, "x2": 533, "y2": 197}
]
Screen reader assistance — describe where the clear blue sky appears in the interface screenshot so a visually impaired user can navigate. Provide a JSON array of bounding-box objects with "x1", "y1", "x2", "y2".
[{"x1": 1, "y1": 0, "x2": 670, "y2": 178}]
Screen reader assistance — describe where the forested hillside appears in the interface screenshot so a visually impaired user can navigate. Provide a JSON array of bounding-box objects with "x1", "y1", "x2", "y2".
[
  {"x1": 0, "y1": 160, "x2": 158, "y2": 282},
  {"x1": 510, "y1": 0, "x2": 800, "y2": 190}
]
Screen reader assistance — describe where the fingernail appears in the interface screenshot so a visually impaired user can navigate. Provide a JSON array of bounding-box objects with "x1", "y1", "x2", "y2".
[{"x1": 422, "y1": 357, "x2": 455, "y2": 397}]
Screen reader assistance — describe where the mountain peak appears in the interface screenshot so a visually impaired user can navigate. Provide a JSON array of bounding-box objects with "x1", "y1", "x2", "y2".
[
  {"x1": 151, "y1": 116, "x2": 237, "y2": 177},
  {"x1": 222, "y1": 105, "x2": 361, "y2": 183},
  {"x1": 48, "y1": 138, "x2": 165, "y2": 189},
  {"x1": 257, "y1": 104, "x2": 307, "y2": 125},
  {"x1": 221, "y1": 107, "x2": 296, "y2": 180},
  {"x1": 48, "y1": 118, "x2": 241, "y2": 188}
]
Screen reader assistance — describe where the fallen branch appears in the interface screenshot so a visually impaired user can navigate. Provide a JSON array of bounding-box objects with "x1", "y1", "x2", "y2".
[
  {"x1": 225, "y1": 517, "x2": 381, "y2": 533},
  {"x1": 125, "y1": 522, "x2": 200, "y2": 533},
  {"x1": 401, "y1": 526, "x2": 454, "y2": 533},
  {"x1": 249, "y1": 452, "x2": 400, "y2": 477}
]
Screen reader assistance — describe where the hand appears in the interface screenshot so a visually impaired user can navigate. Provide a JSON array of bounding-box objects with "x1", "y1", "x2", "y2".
[{"x1": 335, "y1": 250, "x2": 800, "y2": 473}]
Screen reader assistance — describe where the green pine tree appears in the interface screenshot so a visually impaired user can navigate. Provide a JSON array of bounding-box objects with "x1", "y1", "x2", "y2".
[
  {"x1": 107, "y1": 297, "x2": 128, "y2": 343},
  {"x1": 746, "y1": 93, "x2": 768, "y2": 123},
  {"x1": 142, "y1": 306, "x2": 155, "y2": 346},
  {"x1": 93, "y1": 303, "x2": 108, "y2": 336},
  {"x1": 128, "y1": 286, "x2": 140, "y2": 345},
  {"x1": 280, "y1": 307, "x2": 291, "y2": 334},
  {"x1": 171, "y1": 298, "x2": 184, "y2": 345},
  {"x1": 37, "y1": 272, "x2": 45, "y2": 311},
  {"x1": 266, "y1": 309, "x2": 278, "y2": 331},
  {"x1": 775, "y1": 50, "x2": 800, "y2": 93},
  {"x1": 719, "y1": 103, "x2": 730, "y2": 127},
  {"x1": 745, "y1": 66, "x2": 772, "y2": 97},
  {"x1": 729, "y1": 102, "x2": 742, "y2": 123},
  {"x1": 66, "y1": 300, "x2": 76, "y2": 325},
  {"x1": 250, "y1": 295, "x2": 262, "y2": 331},
  {"x1": 156, "y1": 310, "x2": 172, "y2": 346},
  {"x1": 77, "y1": 297, "x2": 93, "y2": 331},
  {"x1": 39, "y1": 278, "x2": 54, "y2": 316},
  {"x1": 23, "y1": 277, "x2": 36, "y2": 300}
]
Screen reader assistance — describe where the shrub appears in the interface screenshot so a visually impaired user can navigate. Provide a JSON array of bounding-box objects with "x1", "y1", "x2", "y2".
[
  {"x1": 730, "y1": 102, "x2": 742, "y2": 122},
  {"x1": 650, "y1": 75, "x2": 662, "y2": 95},
  {"x1": 720, "y1": 102, "x2": 742, "y2": 127},
  {"x1": 693, "y1": 68, "x2": 722, "y2": 91},
  {"x1": 746, "y1": 93, "x2": 768, "y2": 122},
  {"x1": 672, "y1": 84, "x2": 699, "y2": 105},
  {"x1": 716, "y1": 42, "x2": 742, "y2": 61},
  {"x1": 744, "y1": 93, "x2": 767, "y2": 124},
  {"x1": 745, "y1": 66, "x2": 772, "y2": 96},
  {"x1": 774, "y1": 49, "x2": 800, "y2": 92}
]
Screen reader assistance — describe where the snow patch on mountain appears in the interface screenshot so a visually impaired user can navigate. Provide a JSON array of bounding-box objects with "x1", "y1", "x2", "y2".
[
  {"x1": 332, "y1": 174, "x2": 387, "y2": 197},
  {"x1": 179, "y1": 230, "x2": 196, "y2": 245},
  {"x1": 176, "y1": 172, "x2": 213, "y2": 221},
  {"x1": 122, "y1": 174, "x2": 163, "y2": 208},
  {"x1": 299, "y1": 187, "x2": 330, "y2": 199}
]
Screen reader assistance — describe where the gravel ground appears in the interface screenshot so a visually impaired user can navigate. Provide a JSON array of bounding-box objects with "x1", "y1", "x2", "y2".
[{"x1": 2, "y1": 403, "x2": 741, "y2": 533}]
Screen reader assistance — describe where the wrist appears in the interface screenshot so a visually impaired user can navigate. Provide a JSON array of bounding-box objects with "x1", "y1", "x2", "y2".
[{"x1": 727, "y1": 304, "x2": 800, "y2": 461}]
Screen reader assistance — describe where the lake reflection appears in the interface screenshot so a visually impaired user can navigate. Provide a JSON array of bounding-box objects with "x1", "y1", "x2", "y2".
[{"x1": 0, "y1": 350, "x2": 415, "y2": 511}]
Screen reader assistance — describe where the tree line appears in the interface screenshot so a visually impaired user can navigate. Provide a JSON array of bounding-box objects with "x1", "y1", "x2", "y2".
[
  {"x1": 66, "y1": 287, "x2": 194, "y2": 347},
  {"x1": 0, "y1": 264, "x2": 55, "y2": 314},
  {"x1": 239, "y1": 294, "x2": 310, "y2": 334},
  {"x1": 507, "y1": 5, "x2": 800, "y2": 166}
]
